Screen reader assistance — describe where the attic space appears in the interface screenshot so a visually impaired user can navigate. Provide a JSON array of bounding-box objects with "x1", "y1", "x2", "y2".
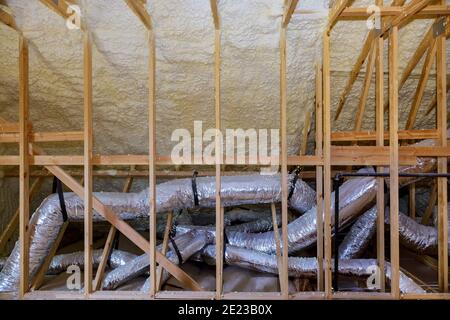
[{"x1": 0, "y1": 0, "x2": 449, "y2": 301}]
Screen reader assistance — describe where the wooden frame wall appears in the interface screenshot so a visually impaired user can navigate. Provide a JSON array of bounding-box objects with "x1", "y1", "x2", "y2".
[{"x1": 0, "y1": 0, "x2": 448, "y2": 300}]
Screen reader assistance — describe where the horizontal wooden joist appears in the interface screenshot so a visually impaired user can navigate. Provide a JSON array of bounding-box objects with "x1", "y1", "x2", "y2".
[
  {"x1": 1, "y1": 147, "x2": 449, "y2": 167},
  {"x1": 331, "y1": 129, "x2": 439, "y2": 142},
  {"x1": 0, "y1": 122, "x2": 32, "y2": 133},
  {"x1": 0, "y1": 131, "x2": 83, "y2": 143},
  {"x1": 338, "y1": 5, "x2": 450, "y2": 21}
]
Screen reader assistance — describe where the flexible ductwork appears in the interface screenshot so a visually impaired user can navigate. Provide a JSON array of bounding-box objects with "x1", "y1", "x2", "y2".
[
  {"x1": 338, "y1": 206, "x2": 378, "y2": 259},
  {"x1": 200, "y1": 245, "x2": 425, "y2": 294},
  {"x1": 0, "y1": 132, "x2": 446, "y2": 292},
  {"x1": 103, "y1": 230, "x2": 212, "y2": 290},
  {"x1": 47, "y1": 249, "x2": 137, "y2": 275},
  {"x1": 0, "y1": 174, "x2": 315, "y2": 292}
]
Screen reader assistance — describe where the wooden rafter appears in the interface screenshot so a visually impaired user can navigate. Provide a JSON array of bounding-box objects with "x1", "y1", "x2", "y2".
[
  {"x1": 0, "y1": 4, "x2": 18, "y2": 31},
  {"x1": 405, "y1": 39, "x2": 437, "y2": 130},
  {"x1": 282, "y1": 0, "x2": 299, "y2": 28},
  {"x1": 327, "y1": 0, "x2": 355, "y2": 32},
  {"x1": 209, "y1": 0, "x2": 220, "y2": 30},
  {"x1": 381, "y1": 0, "x2": 434, "y2": 36},
  {"x1": 124, "y1": 0, "x2": 152, "y2": 30},
  {"x1": 334, "y1": 0, "x2": 406, "y2": 121}
]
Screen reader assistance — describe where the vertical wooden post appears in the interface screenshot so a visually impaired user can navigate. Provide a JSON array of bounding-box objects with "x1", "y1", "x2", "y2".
[
  {"x1": 388, "y1": 26, "x2": 400, "y2": 299},
  {"x1": 436, "y1": 4, "x2": 448, "y2": 292},
  {"x1": 148, "y1": 29, "x2": 157, "y2": 298},
  {"x1": 280, "y1": 27, "x2": 289, "y2": 299},
  {"x1": 322, "y1": 31, "x2": 332, "y2": 298},
  {"x1": 315, "y1": 63, "x2": 324, "y2": 292},
  {"x1": 409, "y1": 184, "x2": 416, "y2": 219},
  {"x1": 19, "y1": 35, "x2": 29, "y2": 299},
  {"x1": 375, "y1": 2, "x2": 386, "y2": 291},
  {"x1": 83, "y1": 32, "x2": 93, "y2": 296},
  {"x1": 214, "y1": 27, "x2": 224, "y2": 300}
]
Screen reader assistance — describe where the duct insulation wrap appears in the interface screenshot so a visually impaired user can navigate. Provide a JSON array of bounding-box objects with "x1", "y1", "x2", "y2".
[
  {"x1": 177, "y1": 168, "x2": 379, "y2": 254},
  {"x1": 103, "y1": 230, "x2": 212, "y2": 290},
  {"x1": 0, "y1": 174, "x2": 315, "y2": 292},
  {"x1": 200, "y1": 245, "x2": 425, "y2": 294},
  {"x1": 338, "y1": 206, "x2": 378, "y2": 259}
]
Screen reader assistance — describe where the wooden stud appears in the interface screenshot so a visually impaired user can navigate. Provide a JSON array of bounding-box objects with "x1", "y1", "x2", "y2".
[
  {"x1": 421, "y1": 182, "x2": 437, "y2": 225},
  {"x1": 301, "y1": 110, "x2": 312, "y2": 156},
  {"x1": 83, "y1": 32, "x2": 94, "y2": 296},
  {"x1": 214, "y1": 27, "x2": 223, "y2": 299},
  {"x1": 19, "y1": 35, "x2": 30, "y2": 299},
  {"x1": 0, "y1": 5, "x2": 19, "y2": 31},
  {"x1": 210, "y1": 0, "x2": 220, "y2": 30},
  {"x1": 322, "y1": 31, "x2": 332, "y2": 298},
  {"x1": 282, "y1": 0, "x2": 300, "y2": 28},
  {"x1": 353, "y1": 43, "x2": 376, "y2": 132},
  {"x1": 436, "y1": 2, "x2": 448, "y2": 292},
  {"x1": 124, "y1": 0, "x2": 152, "y2": 30},
  {"x1": 280, "y1": 27, "x2": 289, "y2": 299},
  {"x1": 375, "y1": 11, "x2": 386, "y2": 291},
  {"x1": 405, "y1": 40, "x2": 437, "y2": 130},
  {"x1": 388, "y1": 25, "x2": 400, "y2": 299},
  {"x1": 93, "y1": 177, "x2": 134, "y2": 291},
  {"x1": 327, "y1": 0, "x2": 355, "y2": 32},
  {"x1": 148, "y1": 29, "x2": 157, "y2": 297},
  {"x1": 156, "y1": 211, "x2": 174, "y2": 291},
  {"x1": 315, "y1": 63, "x2": 324, "y2": 292},
  {"x1": 270, "y1": 203, "x2": 283, "y2": 291},
  {"x1": 409, "y1": 183, "x2": 416, "y2": 219}
]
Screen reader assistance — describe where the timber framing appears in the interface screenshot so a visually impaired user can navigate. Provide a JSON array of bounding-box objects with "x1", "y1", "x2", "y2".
[{"x1": 0, "y1": 0, "x2": 448, "y2": 300}]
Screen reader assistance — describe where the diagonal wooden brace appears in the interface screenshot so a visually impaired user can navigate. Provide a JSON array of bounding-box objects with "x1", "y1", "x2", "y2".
[{"x1": 30, "y1": 145, "x2": 202, "y2": 292}]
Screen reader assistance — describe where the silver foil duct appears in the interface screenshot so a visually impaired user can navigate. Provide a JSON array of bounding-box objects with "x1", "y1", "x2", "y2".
[
  {"x1": 201, "y1": 245, "x2": 425, "y2": 294},
  {"x1": 103, "y1": 230, "x2": 212, "y2": 290},
  {"x1": 338, "y1": 206, "x2": 378, "y2": 259},
  {"x1": 47, "y1": 249, "x2": 137, "y2": 275},
  {"x1": 0, "y1": 174, "x2": 315, "y2": 292},
  {"x1": 394, "y1": 209, "x2": 450, "y2": 256},
  {"x1": 177, "y1": 168, "x2": 378, "y2": 254}
]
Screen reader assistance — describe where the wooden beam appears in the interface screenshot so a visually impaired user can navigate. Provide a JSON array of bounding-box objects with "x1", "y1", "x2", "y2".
[
  {"x1": 405, "y1": 39, "x2": 437, "y2": 130},
  {"x1": 209, "y1": 0, "x2": 220, "y2": 30},
  {"x1": 375, "y1": 10, "x2": 385, "y2": 290},
  {"x1": 327, "y1": 0, "x2": 355, "y2": 32},
  {"x1": 409, "y1": 183, "x2": 416, "y2": 219},
  {"x1": 93, "y1": 176, "x2": 133, "y2": 291},
  {"x1": 19, "y1": 35, "x2": 30, "y2": 299},
  {"x1": 389, "y1": 25, "x2": 400, "y2": 299},
  {"x1": 282, "y1": 0, "x2": 299, "y2": 28},
  {"x1": 353, "y1": 43, "x2": 376, "y2": 131},
  {"x1": 124, "y1": 0, "x2": 152, "y2": 30},
  {"x1": 156, "y1": 210, "x2": 173, "y2": 291},
  {"x1": 39, "y1": 0, "x2": 84, "y2": 31},
  {"x1": 315, "y1": 63, "x2": 324, "y2": 292},
  {"x1": 331, "y1": 129, "x2": 439, "y2": 142},
  {"x1": 214, "y1": 26, "x2": 223, "y2": 299},
  {"x1": 300, "y1": 110, "x2": 312, "y2": 156},
  {"x1": 338, "y1": 5, "x2": 450, "y2": 20},
  {"x1": 279, "y1": 27, "x2": 289, "y2": 299},
  {"x1": 271, "y1": 203, "x2": 283, "y2": 292},
  {"x1": 30, "y1": 144, "x2": 202, "y2": 292},
  {"x1": 83, "y1": 32, "x2": 94, "y2": 296},
  {"x1": 382, "y1": 0, "x2": 434, "y2": 36},
  {"x1": 0, "y1": 5, "x2": 19, "y2": 31},
  {"x1": 335, "y1": 0, "x2": 406, "y2": 121},
  {"x1": 436, "y1": 3, "x2": 448, "y2": 292},
  {"x1": 148, "y1": 28, "x2": 157, "y2": 297},
  {"x1": 322, "y1": 30, "x2": 332, "y2": 297},
  {"x1": 421, "y1": 182, "x2": 437, "y2": 225}
]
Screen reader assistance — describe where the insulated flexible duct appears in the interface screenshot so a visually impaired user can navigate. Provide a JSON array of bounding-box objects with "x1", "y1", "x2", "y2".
[
  {"x1": 103, "y1": 230, "x2": 212, "y2": 290},
  {"x1": 200, "y1": 245, "x2": 425, "y2": 294},
  {"x1": 1, "y1": 174, "x2": 312, "y2": 292}
]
